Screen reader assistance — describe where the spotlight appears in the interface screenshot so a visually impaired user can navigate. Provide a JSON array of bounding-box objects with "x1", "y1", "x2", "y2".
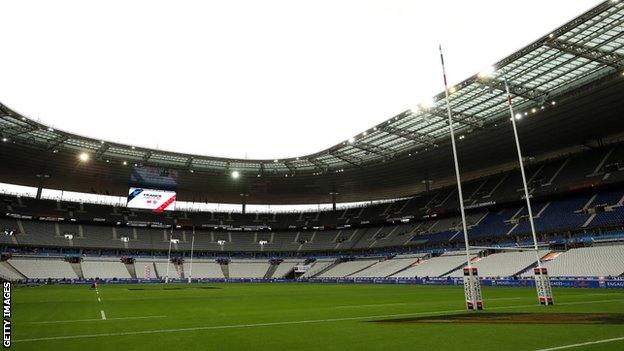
[
  {"x1": 515, "y1": 113, "x2": 522, "y2": 120},
  {"x1": 78, "y1": 152, "x2": 89, "y2": 162},
  {"x1": 122, "y1": 161, "x2": 128, "y2": 165},
  {"x1": 231, "y1": 170, "x2": 240, "y2": 179},
  {"x1": 1, "y1": 138, "x2": 7, "y2": 142}
]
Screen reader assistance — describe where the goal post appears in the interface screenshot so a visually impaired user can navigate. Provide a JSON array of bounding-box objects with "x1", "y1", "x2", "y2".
[
  {"x1": 534, "y1": 267, "x2": 554, "y2": 305},
  {"x1": 463, "y1": 267, "x2": 483, "y2": 310}
]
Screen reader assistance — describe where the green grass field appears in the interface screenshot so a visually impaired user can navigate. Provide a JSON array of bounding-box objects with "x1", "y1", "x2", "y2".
[{"x1": 11, "y1": 283, "x2": 624, "y2": 350}]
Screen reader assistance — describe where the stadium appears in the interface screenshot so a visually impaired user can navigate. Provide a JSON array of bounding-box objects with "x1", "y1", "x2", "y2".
[{"x1": 1, "y1": 0, "x2": 624, "y2": 350}]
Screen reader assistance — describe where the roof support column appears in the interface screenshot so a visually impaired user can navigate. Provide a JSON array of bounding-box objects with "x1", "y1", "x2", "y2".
[
  {"x1": 240, "y1": 193, "x2": 249, "y2": 214},
  {"x1": 330, "y1": 191, "x2": 339, "y2": 211}
]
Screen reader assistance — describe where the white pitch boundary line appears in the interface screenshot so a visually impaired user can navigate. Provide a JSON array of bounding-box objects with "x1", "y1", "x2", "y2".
[
  {"x1": 100, "y1": 310, "x2": 107, "y2": 320},
  {"x1": 535, "y1": 336, "x2": 624, "y2": 351},
  {"x1": 335, "y1": 297, "x2": 524, "y2": 309},
  {"x1": 27, "y1": 315, "x2": 168, "y2": 324},
  {"x1": 13, "y1": 298, "x2": 624, "y2": 344}
]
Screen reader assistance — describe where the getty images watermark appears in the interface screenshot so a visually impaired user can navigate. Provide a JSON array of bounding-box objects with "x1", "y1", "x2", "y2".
[{"x1": 2, "y1": 282, "x2": 10, "y2": 348}]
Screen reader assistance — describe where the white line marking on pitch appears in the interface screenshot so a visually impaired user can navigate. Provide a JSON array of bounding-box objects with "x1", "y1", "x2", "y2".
[
  {"x1": 335, "y1": 303, "x2": 407, "y2": 309},
  {"x1": 335, "y1": 297, "x2": 524, "y2": 309},
  {"x1": 100, "y1": 310, "x2": 107, "y2": 320},
  {"x1": 13, "y1": 298, "x2": 624, "y2": 343},
  {"x1": 535, "y1": 336, "x2": 624, "y2": 351},
  {"x1": 27, "y1": 315, "x2": 167, "y2": 324}
]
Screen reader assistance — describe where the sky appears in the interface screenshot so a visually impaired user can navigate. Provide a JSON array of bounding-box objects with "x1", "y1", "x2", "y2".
[{"x1": 0, "y1": 0, "x2": 602, "y2": 160}]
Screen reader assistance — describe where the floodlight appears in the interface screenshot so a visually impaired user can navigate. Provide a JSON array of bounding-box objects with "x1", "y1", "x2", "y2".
[
  {"x1": 78, "y1": 152, "x2": 90, "y2": 162},
  {"x1": 231, "y1": 170, "x2": 240, "y2": 179}
]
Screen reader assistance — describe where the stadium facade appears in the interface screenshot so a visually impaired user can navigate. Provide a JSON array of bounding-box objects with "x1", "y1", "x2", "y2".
[{"x1": 0, "y1": 0, "x2": 623, "y2": 282}]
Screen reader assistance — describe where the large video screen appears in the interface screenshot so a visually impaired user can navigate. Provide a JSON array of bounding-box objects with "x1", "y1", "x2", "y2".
[
  {"x1": 127, "y1": 188, "x2": 177, "y2": 212},
  {"x1": 130, "y1": 166, "x2": 178, "y2": 189}
]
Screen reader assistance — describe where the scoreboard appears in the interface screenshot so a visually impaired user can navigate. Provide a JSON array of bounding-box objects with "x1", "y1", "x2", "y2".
[{"x1": 127, "y1": 187, "x2": 177, "y2": 213}]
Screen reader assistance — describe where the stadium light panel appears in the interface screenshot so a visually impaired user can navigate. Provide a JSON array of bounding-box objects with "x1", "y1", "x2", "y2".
[
  {"x1": 1, "y1": 137, "x2": 7, "y2": 142},
  {"x1": 515, "y1": 113, "x2": 522, "y2": 120},
  {"x1": 78, "y1": 152, "x2": 90, "y2": 162},
  {"x1": 122, "y1": 161, "x2": 128, "y2": 165},
  {"x1": 231, "y1": 170, "x2": 240, "y2": 179}
]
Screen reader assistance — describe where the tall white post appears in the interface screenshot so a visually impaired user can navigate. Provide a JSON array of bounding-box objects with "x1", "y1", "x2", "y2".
[
  {"x1": 165, "y1": 227, "x2": 173, "y2": 284},
  {"x1": 503, "y1": 76, "x2": 553, "y2": 305},
  {"x1": 188, "y1": 226, "x2": 195, "y2": 284},
  {"x1": 439, "y1": 45, "x2": 482, "y2": 310}
]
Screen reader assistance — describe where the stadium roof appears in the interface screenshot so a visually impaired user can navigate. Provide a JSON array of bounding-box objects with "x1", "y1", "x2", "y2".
[{"x1": 1, "y1": 0, "x2": 623, "y2": 204}]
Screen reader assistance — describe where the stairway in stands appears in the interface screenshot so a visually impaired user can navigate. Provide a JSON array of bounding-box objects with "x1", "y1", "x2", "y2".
[
  {"x1": 71, "y1": 262, "x2": 84, "y2": 279},
  {"x1": 264, "y1": 263, "x2": 278, "y2": 279},
  {"x1": 0, "y1": 261, "x2": 26, "y2": 280},
  {"x1": 125, "y1": 263, "x2": 137, "y2": 279},
  {"x1": 220, "y1": 262, "x2": 230, "y2": 279},
  {"x1": 311, "y1": 259, "x2": 339, "y2": 278}
]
